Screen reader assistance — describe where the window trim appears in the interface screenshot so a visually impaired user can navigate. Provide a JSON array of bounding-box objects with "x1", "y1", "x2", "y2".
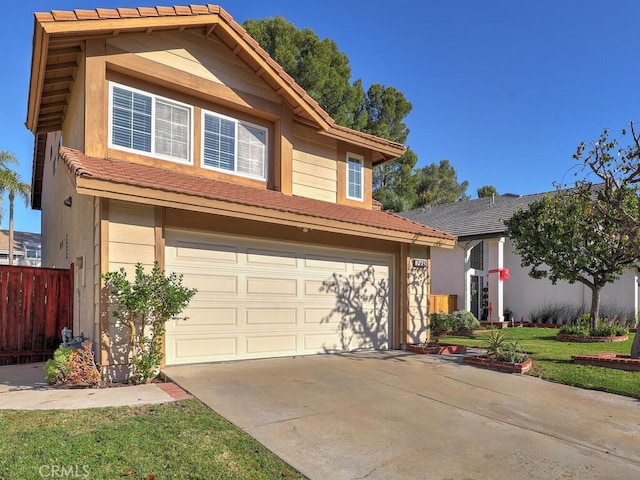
[
  {"x1": 200, "y1": 109, "x2": 268, "y2": 181},
  {"x1": 346, "y1": 153, "x2": 364, "y2": 201},
  {"x1": 108, "y1": 82, "x2": 194, "y2": 165}
]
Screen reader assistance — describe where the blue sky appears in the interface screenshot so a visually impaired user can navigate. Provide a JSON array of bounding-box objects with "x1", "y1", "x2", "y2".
[{"x1": 2, "y1": 0, "x2": 639, "y2": 234}]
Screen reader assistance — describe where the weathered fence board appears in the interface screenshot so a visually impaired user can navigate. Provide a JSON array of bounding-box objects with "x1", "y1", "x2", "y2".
[
  {"x1": 429, "y1": 293, "x2": 457, "y2": 314},
  {"x1": 0, "y1": 265, "x2": 73, "y2": 365}
]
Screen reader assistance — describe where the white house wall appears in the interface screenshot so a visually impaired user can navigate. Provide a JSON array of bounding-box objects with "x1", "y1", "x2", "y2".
[
  {"x1": 430, "y1": 237, "x2": 639, "y2": 325},
  {"x1": 429, "y1": 244, "x2": 465, "y2": 304}
]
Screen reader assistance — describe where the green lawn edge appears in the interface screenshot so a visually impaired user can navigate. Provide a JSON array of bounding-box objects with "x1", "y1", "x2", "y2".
[
  {"x1": 444, "y1": 328, "x2": 640, "y2": 398},
  {"x1": 0, "y1": 399, "x2": 308, "y2": 480}
]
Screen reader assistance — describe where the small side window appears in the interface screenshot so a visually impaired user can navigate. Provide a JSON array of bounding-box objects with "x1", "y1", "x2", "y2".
[{"x1": 346, "y1": 154, "x2": 364, "y2": 201}]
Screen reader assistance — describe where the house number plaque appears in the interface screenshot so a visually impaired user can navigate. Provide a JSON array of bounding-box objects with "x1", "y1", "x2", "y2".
[{"x1": 412, "y1": 259, "x2": 428, "y2": 268}]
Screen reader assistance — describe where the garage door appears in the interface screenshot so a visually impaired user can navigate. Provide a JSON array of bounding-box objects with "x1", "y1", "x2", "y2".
[{"x1": 164, "y1": 230, "x2": 392, "y2": 365}]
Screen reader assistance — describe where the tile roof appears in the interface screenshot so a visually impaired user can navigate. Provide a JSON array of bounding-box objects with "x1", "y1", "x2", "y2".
[
  {"x1": 398, "y1": 193, "x2": 554, "y2": 239},
  {"x1": 30, "y1": 4, "x2": 405, "y2": 158},
  {"x1": 60, "y1": 147, "x2": 454, "y2": 243}
]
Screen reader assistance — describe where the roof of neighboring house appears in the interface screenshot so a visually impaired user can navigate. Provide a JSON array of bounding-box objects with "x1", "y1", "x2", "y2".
[
  {"x1": 0, "y1": 230, "x2": 41, "y2": 253},
  {"x1": 27, "y1": 4, "x2": 405, "y2": 163},
  {"x1": 398, "y1": 192, "x2": 554, "y2": 240},
  {"x1": 60, "y1": 147, "x2": 456, "y2": 247}
]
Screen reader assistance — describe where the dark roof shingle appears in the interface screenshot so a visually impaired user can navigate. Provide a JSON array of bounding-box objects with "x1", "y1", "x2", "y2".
[{"x1": 399, "y1": 193, "x2": 553, "y2": 239}]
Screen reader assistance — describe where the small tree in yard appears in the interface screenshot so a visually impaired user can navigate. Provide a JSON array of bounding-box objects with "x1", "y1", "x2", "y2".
[
  {"x1": 505, "y1": 190, "x2": 637, "y2": 333},
  {"x1": 103, "y1": 262, "x2": 197, "y2": 383},
  {"x1": 571, "y1": 122, "x2": 640, "y2": 358}
]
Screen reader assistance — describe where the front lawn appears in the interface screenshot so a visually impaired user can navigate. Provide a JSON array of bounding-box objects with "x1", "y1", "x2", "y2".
[
  {"x1": 0, "y1": 399, "x2": 307, "y2": 480},
  {"x1": 444, "y1": 328, "x2": 640, "y2": 398}
]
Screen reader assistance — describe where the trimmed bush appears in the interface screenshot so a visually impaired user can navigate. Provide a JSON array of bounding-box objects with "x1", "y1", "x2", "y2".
[{"x1": 430, "y1": 310, "x2": 480, "y2": 335}]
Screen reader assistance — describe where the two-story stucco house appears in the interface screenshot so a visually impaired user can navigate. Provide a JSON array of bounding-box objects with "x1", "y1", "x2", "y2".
[{"x1": 26, "y1": 5, "x2": 454, "y2": 378}]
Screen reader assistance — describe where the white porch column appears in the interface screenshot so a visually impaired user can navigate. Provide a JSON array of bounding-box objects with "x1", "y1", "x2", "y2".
[
  {"x1": 463, "y1": 240, "x2": 481, "y2": 313},
  {"x1": 487, "y1": 237, "x2": 505, "y2": 322}
]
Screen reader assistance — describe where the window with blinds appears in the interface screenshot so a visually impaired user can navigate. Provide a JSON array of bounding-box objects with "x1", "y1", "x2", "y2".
[
  {"x1": 347, "y1": 154, "x2": 364, "y2": 200},
  {"x1": 110, "y1": 83, "x2": 192, "y2": 163},
  {"x1": 202, "y1": 110, "x2": 267, "y2": 180}
]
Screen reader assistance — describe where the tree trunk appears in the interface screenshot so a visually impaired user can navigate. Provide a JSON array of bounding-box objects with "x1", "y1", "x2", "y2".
[
  {"x1": 589, "y1": 286, "x2": 601, "y2": 331},
  {"x1": 632, "y1": 329, "x2": 640, "y2": 359}
]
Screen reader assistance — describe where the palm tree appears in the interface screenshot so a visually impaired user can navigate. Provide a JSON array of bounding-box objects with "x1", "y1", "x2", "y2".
[
  {"x1": 0, "y1": 151, "x2": 18, "y2": 220},
  {"x1": 0, "y1": 151, "x2": 31, "y2": 266}
]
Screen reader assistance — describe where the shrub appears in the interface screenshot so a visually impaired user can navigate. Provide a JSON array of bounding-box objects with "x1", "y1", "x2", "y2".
[
  {"x1": 591, "y1": 320, "x2": 629, "y2": 337},
  {"x1": 429, "y1": 310, "x2": 479, "y2": 336},
  {"x1": 529, "y1": 303, "x2": 582, "y2": 325},
  {"x1": 103, "y1": 262, "x2": 197, "y2": 384},
  {"x1": 559, "y1": 316, "x2": 629, "y2": 337},
  {"x1": 450, "y1": 310, "x2": 481, "y2": 332},
  {"x1": 429, "y1": 312, "x2": 451, "y2": 336},
  {"x1": 484, "y1": 331, "x2": 528, "y2": 363},
  {"x1": 559, "y1": 325, "x2": 590, "y2": 336},
  {"x1": 484, "y1": 330, "x2": 507, "y2": 357},
  {"x1": 45, "y1": 346, "x2": 75, "y2": 384},
  {"x1": 599, "y1": 304, "x2": 636, "y2": 326},
  {"x1": 45, "y1": 343, "x2": 102, "y2": 387}
]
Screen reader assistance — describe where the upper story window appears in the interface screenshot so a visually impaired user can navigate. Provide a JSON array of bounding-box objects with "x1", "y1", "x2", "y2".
[
  {"x1": 109, "y1": 83, "x2": 192, "y2": 164},
  {"x1": 202, "y1": 110, "x2": 267, "y2": 180},
  {"x1": 346, "y1": 154, "x2": 364, "y2": 201}
]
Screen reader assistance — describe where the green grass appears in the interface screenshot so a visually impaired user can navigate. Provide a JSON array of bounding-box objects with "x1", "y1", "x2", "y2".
[
  {"x1": 0, "y1": 399, "x2": 307, "y2": 480},
  {"x1": 444, "y1": 328, "x2": 640, "y2": 398}
]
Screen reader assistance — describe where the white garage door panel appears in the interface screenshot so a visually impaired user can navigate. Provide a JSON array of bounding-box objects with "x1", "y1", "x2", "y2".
[{"x1": 165, "y1": 231, "x2": 392, "y2": 365}]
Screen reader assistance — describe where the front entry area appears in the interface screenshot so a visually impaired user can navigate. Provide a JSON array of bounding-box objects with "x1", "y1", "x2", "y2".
[{"x1": 164, "y1": 230, "x2": 393, "y2": 365}]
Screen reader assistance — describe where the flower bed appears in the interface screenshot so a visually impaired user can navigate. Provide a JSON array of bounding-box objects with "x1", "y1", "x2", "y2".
[
  {"x1": 556, "y1": 333, "x2": 628, "y2": 343},
  {"x1": 463, "y1": 356, "x2": 533, "y2": 374},
  {"x1": 572, "y1": 354, "x2": 640, "y2": 372},
  {"x1": 407, "y1": 343, "x2": 467, "y2": 355}
]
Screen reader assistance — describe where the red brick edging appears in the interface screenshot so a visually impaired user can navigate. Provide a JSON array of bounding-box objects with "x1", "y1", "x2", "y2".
[
  {"x1": 572, "y1": 354, "x2": 640, "y2": 372},
  {"x1": 463, "y1": 356, "x2": 533, "y2": 374},
  {"x1": 407, "y1": 344, "x2": 467, "y2": 355},
  {"x1": 556, "y1": 333, "x2": 629, "y2": 343},
  {"x1": 156, "y1": 382, "x2": 192, "y2": 400}
]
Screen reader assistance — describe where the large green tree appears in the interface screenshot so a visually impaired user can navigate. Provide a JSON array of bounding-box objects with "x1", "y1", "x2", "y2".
[
  {"x1": 0, "y1": 151, "x2": 31, "y2": 266},
  {"x1": 243, "y1": 16, "x2": 367, "y2": 130},
  {"x1": 505, "y1": 191, "x2": 637, "y2": 332},
  {"x1": 571, "y1": 122, "x2": 640, "y2": 357},
  {"x1": 372, "y1": 149, "x2": 419, "y2": 212},
  {"x1": 414, "y1": 159, "x2": 469, "y2": 207},
  {"x1": 477, "y1": 185, "x2": 498, "y2": 198},
  {"x1": 244, "y1": 16, "x2": 443, "y2": 212}
]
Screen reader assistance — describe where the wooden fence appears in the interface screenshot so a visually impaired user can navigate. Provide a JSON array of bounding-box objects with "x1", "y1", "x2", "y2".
[
  {"x1": 429, "y1": 293, "x2": 457, "y2": 314},
  {"x1": 0, "y1": 265, "x2": 73, "y2": 365}
]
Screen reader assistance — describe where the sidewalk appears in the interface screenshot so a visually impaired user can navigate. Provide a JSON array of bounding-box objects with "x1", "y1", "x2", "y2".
[{"x1": 0, "y1": 362, "x2": 191, "y2": 410}]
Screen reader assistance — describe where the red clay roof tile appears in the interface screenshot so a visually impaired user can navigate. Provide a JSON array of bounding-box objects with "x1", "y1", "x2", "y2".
[
  {"x1": 60, "y1": 147, "x2": 453, "y2": 242},
  {"x1": 95, "y1": 8, "x2": 120, "y2": 19},
  {"x1": 50, "y1": 10, "x2": 78, "y2": 21},
  {"x1": 116, "y1": 8, "x2": 141, "y2": 18},
  {"x1": 74, "y1": 9, "x2": 100, "y2": 20},
  {"x1": 136, "y1": 7, "x2": 159, "y2": 17}
]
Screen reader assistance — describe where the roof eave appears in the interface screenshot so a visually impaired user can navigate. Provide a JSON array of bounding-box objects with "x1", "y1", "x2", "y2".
[{"x1": 73, "y1": 175, "x2": 451, "y2": 247}]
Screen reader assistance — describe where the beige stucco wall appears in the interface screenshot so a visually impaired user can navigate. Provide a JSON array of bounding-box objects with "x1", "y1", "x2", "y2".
[
  {"x1": 63, "y1": 55, "x2": 86, "y2": 152},
  {"x1": 292, "y1": 124, "x2": 338, "y2": 202},
  {"x1": 40, "y1": 131, "x2": 96, "y2": 345},
  {"x1": 407, "y1": 245, "x2": 430, "y2": 345},
  {"x1": 102, "y1": 200, "x2": 157, "y2": 380}
]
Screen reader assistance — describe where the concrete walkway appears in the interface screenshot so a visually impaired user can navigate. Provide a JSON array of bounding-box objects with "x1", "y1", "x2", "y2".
[
  {"x1": 0, "y1": 362, "x2": 191, "y2": 410},
  {"x1": 164, "y1": 351, "x2": 640, "y2": 480}
]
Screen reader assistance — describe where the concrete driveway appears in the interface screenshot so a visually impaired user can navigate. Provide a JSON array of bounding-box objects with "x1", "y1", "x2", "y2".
[{"x1": 163, "y1": 351, "x2": 640, "y2": 480}]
